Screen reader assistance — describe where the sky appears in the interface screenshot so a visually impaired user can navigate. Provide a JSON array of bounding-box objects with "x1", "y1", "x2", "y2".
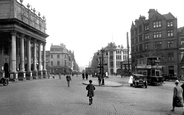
[{"x1": 21, "y1": 0, "x2": 184, "y2": 68}]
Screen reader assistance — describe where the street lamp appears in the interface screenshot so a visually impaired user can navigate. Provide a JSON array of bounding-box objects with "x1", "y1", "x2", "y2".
[{"x1": 97, "y1": 48, "x2": 108, "y2": 85}]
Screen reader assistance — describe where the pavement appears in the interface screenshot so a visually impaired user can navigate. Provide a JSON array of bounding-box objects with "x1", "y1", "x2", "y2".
[{"x1": 82, "y1": 75, "x2": 124, "y2": 87}]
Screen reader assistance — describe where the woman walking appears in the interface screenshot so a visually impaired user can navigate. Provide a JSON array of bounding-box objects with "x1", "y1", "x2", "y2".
[
  {"x1": 171, "y1": 80, "x2": 184, "y2": 112},
  {"x1": 86, "y1": 80, "x2": 95, "y2": 105}
]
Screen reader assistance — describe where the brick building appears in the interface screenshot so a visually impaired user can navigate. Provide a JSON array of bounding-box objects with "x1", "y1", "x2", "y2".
[{"x1": 130, "y1": 9, "x2": 178, "y2": 76}]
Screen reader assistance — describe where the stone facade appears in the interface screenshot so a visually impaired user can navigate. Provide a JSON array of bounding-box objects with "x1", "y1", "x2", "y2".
[{"x1": 0, "y1": 0, "x2": 48, "y2": 81}]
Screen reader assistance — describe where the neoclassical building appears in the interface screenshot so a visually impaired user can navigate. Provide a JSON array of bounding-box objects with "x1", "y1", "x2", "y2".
[
  {"x1": 0, "y1": 0, "x2": 49, "y2": 81},
  {"x1": 91, "y1": 42, "x2": 128, "y2": 75}
]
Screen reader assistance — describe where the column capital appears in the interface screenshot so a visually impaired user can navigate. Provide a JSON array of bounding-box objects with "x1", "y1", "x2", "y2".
[
  {"x1": 20, "y1": 33, "x2": 25, "y2": 38},
  {"x1": 11, "y1": 31, "x2": 17, "y2": 36},
  {"x1": 42, "y1": 42, "x2": 46, "y2": 46}
]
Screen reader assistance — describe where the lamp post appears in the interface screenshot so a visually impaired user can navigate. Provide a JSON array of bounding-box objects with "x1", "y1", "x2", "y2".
[{"x1": 97, "y1": 48, "x2": 108, "y2": 85}]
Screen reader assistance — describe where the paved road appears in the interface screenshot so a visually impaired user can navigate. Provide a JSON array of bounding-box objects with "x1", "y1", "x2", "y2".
[{"x1": 0, "y1": 75, "x2": 183, "y2": 115}]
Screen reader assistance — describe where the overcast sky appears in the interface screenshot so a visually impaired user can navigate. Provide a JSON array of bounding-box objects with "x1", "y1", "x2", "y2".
[{"x1": 22, "y1": 0, "x2": 184, "y2": 68}]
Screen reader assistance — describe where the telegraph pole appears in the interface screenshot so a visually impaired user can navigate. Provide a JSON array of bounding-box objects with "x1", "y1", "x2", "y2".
[{"x1": 127, "y1": 32, "x2": 130, "y2": 75}]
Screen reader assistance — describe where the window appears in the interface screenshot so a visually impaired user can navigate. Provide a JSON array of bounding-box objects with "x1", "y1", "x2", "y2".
[
  {"x1": 116, "y1": 55, "x2": 121, "y2": 60},
  {"x1": 145, "y1": 43, "x2": 149, "y2": 50},
  {"x1": 51, "y1": 61, "x2": 53, "y2": 66},
  {"x1": 139, "y1": 35, "x2": 142, "y2": 42},
  {"x1": 167, "y1": 21, "x2": 173, "y2": 27},
  {"x1": 168, "y1": 53, "x2": 174, "y2": 61},
  {"x1": 51, "y1": 54, "x2": 53, "y2": 58},
  {"x1": 181, "y1": 41, "x2": 184, "y2": 45},
  {"x1": 57, "y1": 54, "x2": 60, "y2": 58},
  {"x1": 145, "y1": 25, "x2": 149, "y2": 30},
  {"x1": 154, "y1": 41, "x2": 162, "y2": 49},
  {"x1": 168, "y1": 41, "x2": 174, "y2": 48},
  {"x1": 57, "y1": 61, "x2": 60, "y2": 66},
  {"x1": 145, "y1": 34, "x2": 149, "y2": 40},
  {"x1": 139, "y1": 25, "x2": 142, "y2": 33},
  {"x1": 135, "y1": 37, "x2": 138, "y2": 43},
  {"x1": 167, "y1": 30, "x2": 174, "y2": 37},
  {"x1": 153, "y1": 31, "x2": 162, "y2": 38},
  {"x1": 153, "y1": 21, "x2": 162, "y2": 28},
  {"x1": 139, "y1": 44, "x2": 143, "y2": 51}
]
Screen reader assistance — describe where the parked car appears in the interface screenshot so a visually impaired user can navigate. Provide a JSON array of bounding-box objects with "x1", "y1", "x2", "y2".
[
  {"x1": 0, "y1": 75, "x2": 9, "y2": 86},
  {"x1": 131, "y1": 74, "x2": 147, "y2": 88}
]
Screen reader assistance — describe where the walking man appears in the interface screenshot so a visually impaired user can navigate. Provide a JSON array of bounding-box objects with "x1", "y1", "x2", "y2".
[
  {"x1": 66, "y1": 74, "x2": 72, "y2": 87},
  {"x1": 86, "y1": 80, "x2": 95, "y2": 105}
]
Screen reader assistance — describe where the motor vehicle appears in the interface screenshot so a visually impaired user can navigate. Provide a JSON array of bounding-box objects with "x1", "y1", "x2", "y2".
[
  {"x1": 0, "y1": 76, "x2": 9, "y2": 86},
  {"x1": 147, "y1": 75, "x2": 163, "y2": 86},
  {"x1": 131, "y1": 74, "x2": 147, "y2": 88}
]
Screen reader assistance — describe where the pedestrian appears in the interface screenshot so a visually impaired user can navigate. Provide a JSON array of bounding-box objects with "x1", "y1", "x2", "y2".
[
  {"x1": 105, "y1": 72, "x2": 108, "y2": 78},
  {"x1": 181, "y1": 82, "x2": 184, "y2": 100},
  {"x1": 86, "y1": 73, "x2": 88, "y2": 80},
  {"x1": 59, "y1": 73, "x2": 61, "y2": 79},
  {"x1": 66, "y1": 74, "x2": 72, "y2": 87},
  {"x1": 82, "y1": 72, "x2": 85, "y2": 80},
  {"x1": 86, "y1": 80, "x2": 95, "y2": 105},
  {"x1": 171, "y1": 80, "x2": 184, "y2": 112},
  {"x1": 97, "y1": 74, "x2": 101, "y2": 86}
]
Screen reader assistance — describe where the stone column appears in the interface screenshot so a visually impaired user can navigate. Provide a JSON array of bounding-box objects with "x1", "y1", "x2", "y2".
[
  {"x1": 9, "y1": 31, "x2": 17, "y2": 81},
  {"x1": 32, "y1": 39, "x2": 38, "y2": 79},
  {"x1": 107, "y1": 51, "x2": 111, "y2": 75},
  {"x1": 38, "y1": 42, "x2": 43, "y2": 79},
  {"x1": 113, "y1": 50, "x2": 117, "y2": 74},
  {"x1": 26, "y1": 37, "x2": 32, "y2": 80},
  {"x1": 42, "y1": 42, "x2": 47, "y2": 78},
  {"x1": 18, "y1": 34, "x2": 25, "y2": 81}
]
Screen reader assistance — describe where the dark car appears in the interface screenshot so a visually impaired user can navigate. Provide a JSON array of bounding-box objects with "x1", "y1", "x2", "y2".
[{"x1": 131, "y1": 74, "x2": 147, "y2": 88}]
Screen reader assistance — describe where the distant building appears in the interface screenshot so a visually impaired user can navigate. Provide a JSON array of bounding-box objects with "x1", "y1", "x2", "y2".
[
  {"x1": 91, "y1": 42, "x2": 128, "y2": 75},
  {"x1": 105, "y1": 42, "x2": 128, "y2": 75},
  {"x1": 46, "y1": 43, "x2": 79, "y2": 74}
]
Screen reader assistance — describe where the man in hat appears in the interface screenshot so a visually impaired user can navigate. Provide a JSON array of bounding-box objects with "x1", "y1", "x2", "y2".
[{"x1": 86, "y1": 80, "x2": 95, "y2": 105}]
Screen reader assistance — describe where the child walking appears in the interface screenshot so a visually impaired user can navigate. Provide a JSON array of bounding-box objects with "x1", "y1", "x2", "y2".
[{"x1": 86, "y1": 80, "x2": 95, "y2": 105}]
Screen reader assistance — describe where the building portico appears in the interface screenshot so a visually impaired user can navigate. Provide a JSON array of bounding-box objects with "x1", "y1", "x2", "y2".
[{"x1": 0, "y1": 0, "x2": 48, "y2": 81}]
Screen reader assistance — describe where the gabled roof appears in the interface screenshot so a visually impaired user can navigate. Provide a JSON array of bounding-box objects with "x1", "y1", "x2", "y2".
[
  {"x1": 163, "y1": 12, "x2": 175, "y2": 19},
  {"x1": 149, "y1": 11, "x2": 165, "y2": 20}
]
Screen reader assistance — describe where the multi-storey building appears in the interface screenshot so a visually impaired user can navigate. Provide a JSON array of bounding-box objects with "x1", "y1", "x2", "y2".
[
  {"x1": 178, "y1": 27, "x2": 184, "y2": 78},
  {"x1": 92, "y1": 42, "x2": 128, "y2": 75},
  {"x1": 47, "y1": 44, "x2": 79, "y2": 74},
  {"x1": 0, "y1": 0, "x2": 48, "y2": 81},
  {"x1": 130, "y1": 9, "x2": 178, "y2": 76}
]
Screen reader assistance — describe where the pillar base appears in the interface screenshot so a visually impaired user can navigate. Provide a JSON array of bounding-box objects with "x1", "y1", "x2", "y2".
[
  {"x1": 18, "y1": 71, "x2": 26, "y2": 81},
  {"x1": 9, "y1": 72, "x2": 18, "y2": 81},
  {"x1": 43, "y1": 70, "x2": 47, "y2": 78},
  {"x1": 32, "y1": 70, "x2": 38, "y2": 79},
  {"x1": 26, "y1": 71, "x2": 32, "y2": 80},
  {"x1": 38, "y1": 70, "x2": 43, "y2": 79}
]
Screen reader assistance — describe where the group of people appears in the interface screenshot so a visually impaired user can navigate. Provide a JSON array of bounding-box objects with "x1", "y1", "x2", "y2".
[
  {"x1": 171, "y1": 80, "x2": 184, "y2": 112},
  {"x1": 82, "y1": 72, "x2": 89, "y2": 80}
]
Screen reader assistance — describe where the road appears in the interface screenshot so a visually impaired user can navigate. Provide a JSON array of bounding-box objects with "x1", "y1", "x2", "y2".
[{"x1": 0, "y1": 75, "x2": 183, "y2": 115}]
